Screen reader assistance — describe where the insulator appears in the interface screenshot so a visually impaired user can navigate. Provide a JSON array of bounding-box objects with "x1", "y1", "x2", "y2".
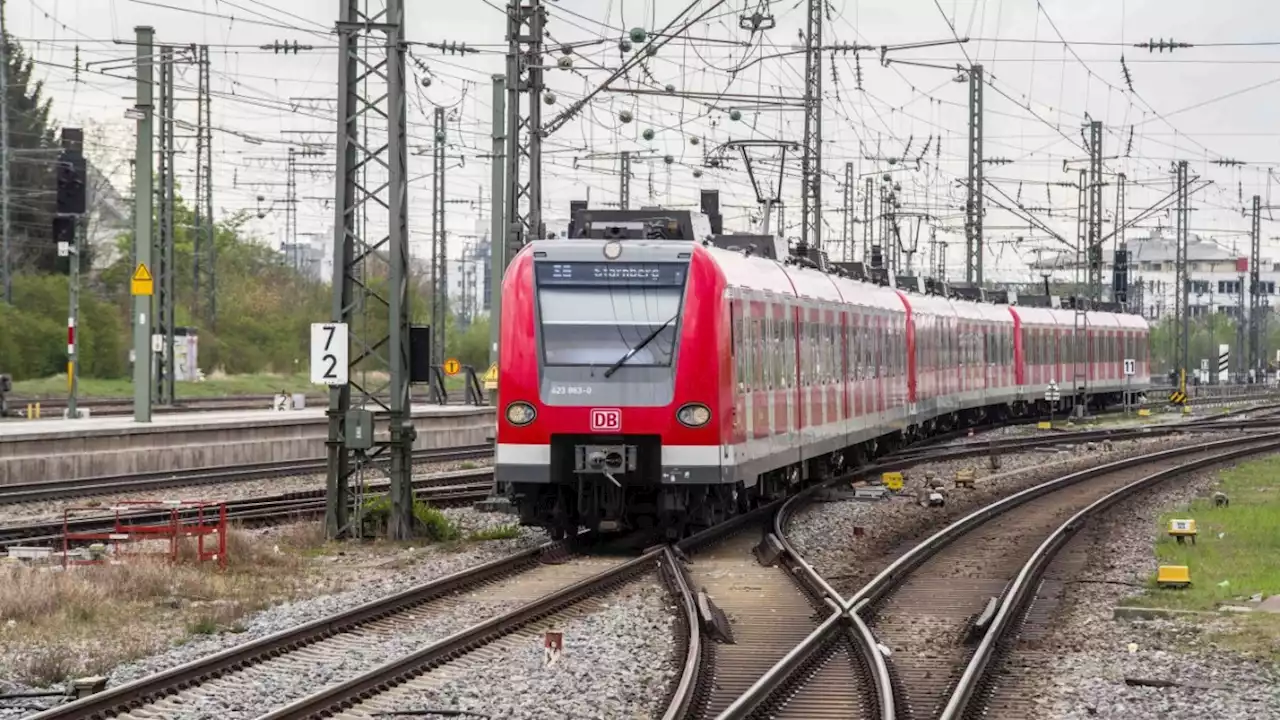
[
  {"x1": 619, "y1": 110, "x2": 634, "y2": 124},
  {"x1": 629, "y1": 27, "x2": 647, "y2": 44},
  {"x1": 643, "y1": 128, "x2": 656, "y2": 141}
]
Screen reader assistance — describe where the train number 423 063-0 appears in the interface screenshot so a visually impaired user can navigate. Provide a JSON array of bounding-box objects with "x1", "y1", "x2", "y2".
[{"x1": 549, "y1": 385, "x2": 593, "y2": 396}]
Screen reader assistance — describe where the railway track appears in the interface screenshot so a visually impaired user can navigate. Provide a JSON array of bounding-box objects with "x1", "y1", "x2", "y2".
[
  {"x1": 23, "y1": 539, "x2": 612, "y2": 719},
  {"x1": 941, "y1": 437, "x2": 1280, "y2": 720},
  {"x1": 0, "y1": 468, "x2": 494, "y2": 549},
  {"x1": 26, "y1": 519, "x2": 742, "y2": 718},
  {"x1": 7, "y1": 391, "x2": 480, "y2": 417},
  {"x1": 844, "y1": 432, "x2": 1280, "y2": 720},
  {"x1": 0, "y1": 444, "x2": 493, "y2": 505}
]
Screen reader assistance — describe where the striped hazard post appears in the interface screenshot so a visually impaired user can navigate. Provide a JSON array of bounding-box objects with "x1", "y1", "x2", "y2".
[{"x1": 1218, "y1": 343, "x2": 1230, "y2": 384}]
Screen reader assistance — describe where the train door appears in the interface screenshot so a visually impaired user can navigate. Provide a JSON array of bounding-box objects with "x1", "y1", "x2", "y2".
[
  {"x1": 770, "y1": 300, "x2": 788, "y2": 457},
  {"x1": 730, "y1": 291, "x2": 747, "y2": 448},
  {"x1": 827, "y1": 307, "x2": 840, "y2": 430}
]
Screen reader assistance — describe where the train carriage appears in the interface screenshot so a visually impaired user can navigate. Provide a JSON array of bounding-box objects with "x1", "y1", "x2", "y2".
[{"x1": 496, "y1": 207, "x2": 1152, "y2": 538}]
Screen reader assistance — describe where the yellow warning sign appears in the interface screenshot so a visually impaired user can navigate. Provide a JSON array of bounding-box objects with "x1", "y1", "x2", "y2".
[
  {"x1": 482, "y1": 362, "x2": 498, "y2": 391},
  {"x1": 131, "y1": 263, "x2": 154, "y2": 296},
  {"x1": 881, "y1": 471, "x2": 903, "y2": 492},
  {"x1": 443, "y1": 358, "x2": 461, "y2": 376}
]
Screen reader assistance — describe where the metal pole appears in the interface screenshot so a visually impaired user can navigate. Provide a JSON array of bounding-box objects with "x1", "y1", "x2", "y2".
[
  {"x1": 1250, "y1": 194, "x2": 1261, "y2": 375},
  {"x1": 1087, "y1": 120, "x2": 1103, "y2": 301},
  {"x1": 965, "y1": 64, "x2": 984, "y2": 286},
  {"x1": 326, "y1": 3, "x2": 357, "y2": 538},
  {"x1": 504, "y1": 0, "x2": 545, "y2": 253},
  {"x1": 799, "y1": 0, "x2": 822, "y2": 253},
  {"x1": 132, "y1": 26, "x2": 154, "y2": 423},
  {"x1": 205, "y1": 62, "x2": 215, "y2": 329},
  {"x1": 843, "y1": 162, "x2": 853, "y2": 262},
  {"x1": 68, "y1": 217, "x2": 79, "y2": 418},
  {"x1": 431, "y1": 106, "x2": 447, "y2": 368},
  {"x1": 0, "y1": 1, "x2": 9, "y2": 306},
  {"x1": 385, "y1": 0, "x2": 413, "y2": 541},
  {"x1": 488, "y1": 74, "x2": 505, "y2": 383},
  {"x1": 194, "y1": 45, "x2": 205, "y2": 318},
  {"x1": 1179, "y1": 161, "x2": 1190, "y2": 389},
  {"x1": 862, "y1": 175, "x2": 873, "y2": 263},
  {"x1": 163, "y1": 47, "x2": 176, "y2": 404},
  {"x1": 619, "y1": 150, "x2": 631, "y2": 211}
]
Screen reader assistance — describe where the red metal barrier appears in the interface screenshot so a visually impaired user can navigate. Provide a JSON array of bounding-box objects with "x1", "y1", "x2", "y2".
[{"x1": 62, "y1": 500, "x2": 228, "y2": 568}]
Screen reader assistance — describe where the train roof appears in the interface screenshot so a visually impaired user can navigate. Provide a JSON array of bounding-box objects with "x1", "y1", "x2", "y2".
[{"x1": 703, "y1": 243, "x2": 1149, "y2": 330}]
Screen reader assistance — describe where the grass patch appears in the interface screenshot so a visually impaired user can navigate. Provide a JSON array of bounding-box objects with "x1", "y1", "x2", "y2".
[
  {"x1": 0, "y1": 525, "x2": 326, "y2": 686},
  {"x1": 10, "y1": 372, "x2": 324, "y2": 400},
  {"x1": 467, "y1": 523, "x2": 521, "y2": 542},
  {"x1": 358, "y1": 496, "x2": 460, "y2": 542},
  {"x1": 1131, "y1": 454, "x2": 1280, "y2": 611}
]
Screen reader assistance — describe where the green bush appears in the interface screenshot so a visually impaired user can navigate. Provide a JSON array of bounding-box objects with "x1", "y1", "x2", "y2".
[{"x1": 358, "y1": 495, "x2": 460, "y2": 542}]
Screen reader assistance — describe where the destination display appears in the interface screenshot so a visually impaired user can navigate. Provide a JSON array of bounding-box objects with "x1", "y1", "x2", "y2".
[{"x1": 535, "y1": 261, "x2": 687, "y2": 286}]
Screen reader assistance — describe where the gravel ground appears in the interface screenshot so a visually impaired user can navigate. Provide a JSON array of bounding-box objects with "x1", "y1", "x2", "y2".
[
  {"x1": 0, "y1": 506, "x2": 545, "y2": 718},
  {"x1": 788, "y1": 431, "x2": 1242, "y2": 596},
  {"x1": 0, "y1": 458, "x2": 492, "y2": 524},
  {"x1": 380, "y1": 579, "x2": 679, "y2": 720},
  {"x1": 1033, "y1": 461, "x2": 1280, "y2": 720}
]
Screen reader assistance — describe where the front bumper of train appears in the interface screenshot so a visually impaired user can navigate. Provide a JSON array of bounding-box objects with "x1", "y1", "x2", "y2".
[{"x1": 495, "y1": 441, "x2": 730, "y2": 485}]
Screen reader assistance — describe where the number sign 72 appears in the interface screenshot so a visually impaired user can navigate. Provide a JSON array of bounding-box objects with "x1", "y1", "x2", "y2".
[{"x1": 310, "y1": 323, "x2": 350, "y2": 386}]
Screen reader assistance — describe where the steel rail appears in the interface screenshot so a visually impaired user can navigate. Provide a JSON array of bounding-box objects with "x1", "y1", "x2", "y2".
[
  {"x1": 0, "y1": 471, "x2": 494, "y2": 548},
  {"x1": 844, "y1": 433, "x2": 1280, "y2": 613},
  {"x1": 659, "y1": 545, "x2": 703, "y2": 720},
  {"x1": 839, "y1": 432, "x2": 1280, "y2": 720},
  {"x1": 257, "y1": 549, "x2": 669, "y2": 720},
  {"x1": 25, "y1": 540, "x2": 574, "y2": 720},
  {"x1": 939, "y1": 436, "x2": 1280, "y2": 720},
  {"x1": 0, "y1": 444, "x2": 493, "y2": 504}
]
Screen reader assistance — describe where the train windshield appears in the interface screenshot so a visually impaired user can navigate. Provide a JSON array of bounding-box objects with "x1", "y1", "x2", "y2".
[{"x1": 535, "y1": 261, "x2": 689, "y2": 367}]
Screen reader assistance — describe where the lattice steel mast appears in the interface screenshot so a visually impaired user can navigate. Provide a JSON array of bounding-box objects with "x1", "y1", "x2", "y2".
[
  {"x1": 325, "y1": 0, "x2": 414, "y2": 540},
  {"x1": 504, "y1": 0, "x2": 545, "y2": 254},
  {"x1": 799, "y1": 0, "x2": 823, "y2": 254},
  {"x1": 965, "y1": 64, "x2": 984, "y2": 286},
  {"x1": 1086, "y1": 120, "x2": 1104, "y2": 301},
  {"x1": 1250, "y1": 194, "x2": 1262, "y2": 375}
]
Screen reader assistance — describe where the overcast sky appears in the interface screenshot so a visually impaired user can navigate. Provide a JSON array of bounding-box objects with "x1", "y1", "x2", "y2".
[{"x1": 11, "y1": 0, "x2": 1280, "y2": 281}]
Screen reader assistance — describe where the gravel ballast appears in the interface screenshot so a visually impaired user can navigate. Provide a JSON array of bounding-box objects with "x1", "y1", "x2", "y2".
[
  {"x1": 0, "y1": 507, "x2": 546, "y2": 719},
  {"x1": 360, "y1": 579, "x2": 679, "y2": 720},
  {"x1": 1031, "y1": 460, "x2": 1280, "y2": 720},
  {"x1": 788, "y1": 431, "x2": 1243, "y2": 596}
]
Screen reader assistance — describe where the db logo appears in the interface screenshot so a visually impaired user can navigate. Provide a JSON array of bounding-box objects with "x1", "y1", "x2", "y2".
[{"x1": 589, "y1": 408, "x2": 622, "y2": 432}]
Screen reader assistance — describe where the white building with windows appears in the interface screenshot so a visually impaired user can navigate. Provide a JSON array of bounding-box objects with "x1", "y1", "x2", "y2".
[{"x1": 1030, "y1": 229, "x2": 1278, "y2": 322}]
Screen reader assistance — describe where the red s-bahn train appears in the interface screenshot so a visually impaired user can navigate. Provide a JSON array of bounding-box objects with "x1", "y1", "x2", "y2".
[{"x1": 495, "y1": 206, "x2": 1152, "y2": 539}]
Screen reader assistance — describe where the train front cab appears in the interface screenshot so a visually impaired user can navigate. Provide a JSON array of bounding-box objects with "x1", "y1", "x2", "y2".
[{"x1": 496, "y1": 237, "x2": 729, "y2": 538}]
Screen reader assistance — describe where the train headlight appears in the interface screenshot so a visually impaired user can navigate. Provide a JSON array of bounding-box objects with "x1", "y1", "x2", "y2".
[
  {"x1": 505, "y1": 402, "x2": 536, "y2": 426},
  {"x1": 676, "y1": 403, "x2": 712, "y2": 428}
]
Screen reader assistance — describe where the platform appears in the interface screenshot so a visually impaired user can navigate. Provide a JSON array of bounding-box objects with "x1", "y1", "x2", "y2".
[{"x1": 0, "y1": 404, "x2": 495, "y2": 486}]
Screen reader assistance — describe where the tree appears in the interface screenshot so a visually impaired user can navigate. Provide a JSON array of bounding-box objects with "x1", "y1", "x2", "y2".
[{"x1": 1, "y1": 34, "x2": 59, "y2": 274}]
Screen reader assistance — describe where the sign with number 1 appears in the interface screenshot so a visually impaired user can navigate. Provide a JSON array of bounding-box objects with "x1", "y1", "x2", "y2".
[{"x1": 310, "y1": 323, "x2": 349, "y2": 386}]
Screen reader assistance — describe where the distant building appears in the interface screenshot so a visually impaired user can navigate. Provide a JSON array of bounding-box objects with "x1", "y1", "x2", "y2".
[
  {"x1": 281, "y1": 235, "x2": 326, "y2": 281},
  {"x1": 1030, "y1": 229, "x2": 1277, "y2": 321},
  {"x1": 85, "y1": 160, "x2": 132, "y2": 270}
]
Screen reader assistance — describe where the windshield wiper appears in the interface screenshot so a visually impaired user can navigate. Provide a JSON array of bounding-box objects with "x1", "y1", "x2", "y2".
[{"x1": 603, "y1": 315, "x2": 678, "y2": 378}]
